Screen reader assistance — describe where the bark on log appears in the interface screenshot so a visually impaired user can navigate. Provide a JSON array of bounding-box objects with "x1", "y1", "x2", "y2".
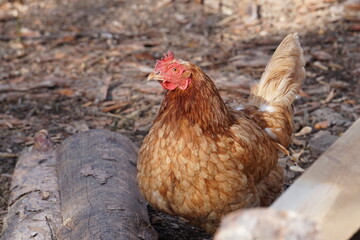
[
  {"x1": 56, "y1": 129, "x2": 157, "y2": 240},
  {"x1": 0, "y1": 130, "x2": 62, "y2": 240}
]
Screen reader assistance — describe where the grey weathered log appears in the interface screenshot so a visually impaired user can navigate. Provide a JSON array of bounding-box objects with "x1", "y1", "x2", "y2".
[
  {"x1": 56, "y1": 129, "x2": 157, "y2": 240},
  {"x1": 0, "y1": 130, "x2": 62, "y2": 240}
]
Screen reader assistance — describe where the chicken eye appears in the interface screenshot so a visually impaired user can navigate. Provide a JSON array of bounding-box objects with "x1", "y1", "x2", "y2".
[{"x1": 172, "y1": 68, "x2": 177, "y2": 72}]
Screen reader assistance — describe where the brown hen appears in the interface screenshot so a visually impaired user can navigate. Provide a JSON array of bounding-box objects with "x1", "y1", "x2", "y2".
[{"x1": 137, "y1": 33, "x2": 305, "y2": 233}]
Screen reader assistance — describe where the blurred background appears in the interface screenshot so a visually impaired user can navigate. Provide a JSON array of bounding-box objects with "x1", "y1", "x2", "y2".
[{"x1": 0, "y1": 0, "x2": 359, "y2": 239}]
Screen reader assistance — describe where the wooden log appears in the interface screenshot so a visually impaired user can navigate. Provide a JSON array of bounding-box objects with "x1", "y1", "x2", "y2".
[
  {"x1": 56, "y1": 129, "x2": 157, "y2": 240},
  {"x1": 213, "y1": 208, "x2": 320, "y2": 240},
  {"x1": 272, "y1": 118, "x2": 360, "y2": 240},
  {"x1": 0, "y1": 130, "x2": 62, "y2": 240}
]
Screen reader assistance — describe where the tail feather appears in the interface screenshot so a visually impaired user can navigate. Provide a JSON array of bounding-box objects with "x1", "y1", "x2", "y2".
[
  {"x1": 251, "y1": 33, "x2": 305, "y2": 106},
  {"x1": 247, "y1": 33, "x2": 305, "y2": 148}
]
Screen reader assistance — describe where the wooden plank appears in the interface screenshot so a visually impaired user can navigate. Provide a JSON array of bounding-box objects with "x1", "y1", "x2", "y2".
[
  {"x1": 214, "y1": 208, "x2": 320, "y2": 240},
  {"x1": 272, "y1": 118, "x2": 360, "y2": 240},
  {"x1": 56, "y1": 129, "x2": 157, "y2": 240}
]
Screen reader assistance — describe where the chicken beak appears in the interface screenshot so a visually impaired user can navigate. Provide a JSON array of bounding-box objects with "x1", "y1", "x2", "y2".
[{"x1": 147, "y1": 72, "x2": 164, "y2": 81}]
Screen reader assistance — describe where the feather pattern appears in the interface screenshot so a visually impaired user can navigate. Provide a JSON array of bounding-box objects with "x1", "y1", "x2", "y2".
[
  {"x1": 247, "y1": 33, "x2": 306, "y2": 148},
  {"x1": 137, "y1": 33, "x2": 305, "y2": 233}
]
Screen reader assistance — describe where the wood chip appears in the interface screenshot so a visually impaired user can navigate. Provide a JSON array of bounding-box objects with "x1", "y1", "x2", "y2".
[
  {"x1": 295, "y1": 126, "x2": 313, "y2": 136},
  {"x1": 289, "y1": 164, "x2": 305, "y2": 173},
  {"x1": 0, "y1": 152, "x2": 18, "y2": 158},
  {"x1": 102, "y1": 101, "x2": 131, "y2": 113},
  {"x1": 330, "y1": 80, "x2": 350, "y2": 88},
  {"x1": 150, "y1": 0, "x2": 173, "y2": 12},
  {"x1": 290, "y1": 149, "x2": 305, "y2": 162},
  {"x1": 58, "y1": 88, "x2": 75, "y2": 97},
  {"x1": 314, "y1": 120, "x2": 331, "y2": 130},
  {"x1": 82, "y1": 101, "x2": 93, "y2": 107},
  {"x1": 0, "y1": 210, "x2": 8, "y2": 215},
  {"x1": 313, "y1": 61, "x2": 329, "y2": 71},
  {"x1": 311, "y1": 50, "x2": 332, "y2": 60},
  {"x1": 305, "y1": 84, "x2": 331, "y2": 95},
  {"x1": 328, "y1": 62, "x2": 344, "y2": 70},
  {"x1": 324, "y1": 88, "x2": 336, "y2": 103}
]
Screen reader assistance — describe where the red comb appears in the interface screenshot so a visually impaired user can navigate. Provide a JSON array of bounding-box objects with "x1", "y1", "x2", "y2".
[
  {"x1": 161, "y1": 50, "x2": 174, "y2": 62},
  {"x1": 155, "y1": 50, "x2": 175, "y2": 69}
]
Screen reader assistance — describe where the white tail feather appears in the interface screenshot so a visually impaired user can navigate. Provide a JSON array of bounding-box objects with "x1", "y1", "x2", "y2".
[{"x1": 251, "y1": 33, "x2": 305, "y2": 107}]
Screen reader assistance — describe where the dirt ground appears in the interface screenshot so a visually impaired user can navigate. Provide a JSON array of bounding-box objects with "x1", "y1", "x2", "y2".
[{"x1": 0, "y1": 0, "x2": 359, "y2": 239}]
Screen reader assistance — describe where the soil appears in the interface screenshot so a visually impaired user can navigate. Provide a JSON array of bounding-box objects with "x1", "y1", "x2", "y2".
[{"x1": 0, "y1": 0, "x2": 359, "y2": 239}]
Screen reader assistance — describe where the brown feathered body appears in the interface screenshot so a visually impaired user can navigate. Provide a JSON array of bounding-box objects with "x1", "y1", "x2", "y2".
[{"x1": 137, "y1": 34, "x2": 305, "y2": 233}]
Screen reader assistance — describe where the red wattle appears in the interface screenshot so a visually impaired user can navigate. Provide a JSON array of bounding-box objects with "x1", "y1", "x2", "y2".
[{"x1": 161, "y1": 81, "x2": 177, "y2": 90}]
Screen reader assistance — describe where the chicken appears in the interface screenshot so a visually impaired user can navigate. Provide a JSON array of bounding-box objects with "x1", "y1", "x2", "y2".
[{"x1": 137, "y1": 33, "x2": 305, "y2": 233}]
